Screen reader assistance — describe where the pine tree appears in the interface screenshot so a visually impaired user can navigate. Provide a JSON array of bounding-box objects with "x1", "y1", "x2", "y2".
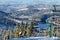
[
  {"x1": 8, "y1": 28, "x2": 14, "y2": 39},
  {"x1": 27, "y1": 27, "x2": 30, "y2": 37},
  {"x1": 25, "y1": 22, "x2": 28, "y2": 30},
  {"x1": 2, "y1": 28, "x2": 6, "y2": 40},
  {"x1": 14, "y1": 22, "x2": 19, "y2": 38},
  {"x1": 24, "y1": 22, "x2": 28, "y2": 37},
  {"x1": 15, "y1": 29, "x2": 19, "y2": 38},
  {"x1": 20, "y1": 21, "x2": 24, "y2": 36},
  {"x1": 29, "y1": 21, "x2": 34, "y2": 36}
]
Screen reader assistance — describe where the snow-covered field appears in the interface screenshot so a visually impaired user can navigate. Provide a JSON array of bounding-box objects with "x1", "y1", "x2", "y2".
[{"x1": 9, "y1": 37, "x2": 60, "y2": 40}]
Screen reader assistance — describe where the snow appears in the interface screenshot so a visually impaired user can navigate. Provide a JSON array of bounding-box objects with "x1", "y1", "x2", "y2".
[
  {"x1": 17, "y1": 8, "x2": 28, "y2": 11},
  {"x1": 9, "y1": 37, "x2": 60, "y2": 40}
]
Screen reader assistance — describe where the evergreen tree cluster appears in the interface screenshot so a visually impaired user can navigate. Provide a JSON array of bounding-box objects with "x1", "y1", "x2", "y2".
[{"x1": 2, "y1": 21, "x2": 34, "y2": 39}]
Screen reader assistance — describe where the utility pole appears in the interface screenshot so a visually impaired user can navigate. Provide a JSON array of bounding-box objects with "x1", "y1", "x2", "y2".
[
  {"x1": 49, "y1": 5, "x2": 56, "y2": 37},
  {"x1": 49, "y1": 23, "x2": 52, "y2": 37}
]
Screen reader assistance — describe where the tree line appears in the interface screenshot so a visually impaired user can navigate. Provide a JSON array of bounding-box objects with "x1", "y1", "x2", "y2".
[{"x1": 2, "y1": 21, "x2": 34, "y2": 40}]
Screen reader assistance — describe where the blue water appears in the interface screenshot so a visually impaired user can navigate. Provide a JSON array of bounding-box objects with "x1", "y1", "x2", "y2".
[{"x1": 41, "y1": 14, "x2": 52, "y2": 23}]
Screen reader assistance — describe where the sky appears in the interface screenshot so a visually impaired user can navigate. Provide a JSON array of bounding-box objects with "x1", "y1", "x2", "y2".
[{"x1": 0, "y1": 0, "x2": 60, "y2": 4}]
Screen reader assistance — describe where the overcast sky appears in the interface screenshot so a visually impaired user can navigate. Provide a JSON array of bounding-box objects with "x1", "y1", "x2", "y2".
[{"x1": 0, "y1": 0, "x2": 60, "y2": 4}]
